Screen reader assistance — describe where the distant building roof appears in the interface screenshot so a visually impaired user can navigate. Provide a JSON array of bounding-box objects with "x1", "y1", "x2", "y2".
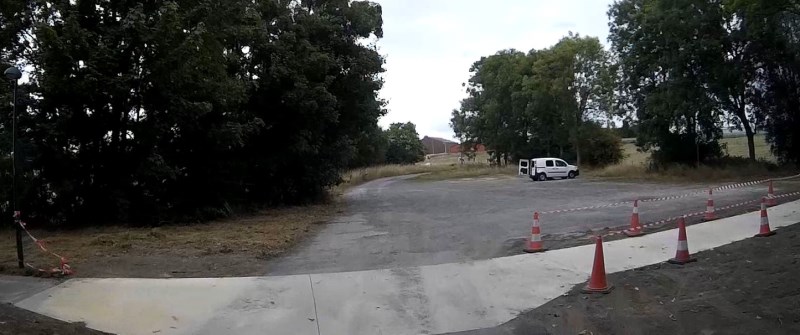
[{"x1": 422, "y1": 136, "x2": 457, "y2": 144}]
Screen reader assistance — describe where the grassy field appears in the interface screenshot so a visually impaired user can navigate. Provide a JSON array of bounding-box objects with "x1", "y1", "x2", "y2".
[
  {"x1": 588, "y1": 134, "x2": 788, "y2": 182},
  {"x1": 618, "y1": 134, "x2": 774, "y2": 165},
  {"x1": 721, "y1": 134, "x2": 774, "y2": 161}
]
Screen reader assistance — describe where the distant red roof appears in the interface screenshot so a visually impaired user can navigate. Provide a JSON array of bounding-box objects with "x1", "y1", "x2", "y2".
[{"x1": 422, "y1": 136, "x2": 457, "y2": 144}]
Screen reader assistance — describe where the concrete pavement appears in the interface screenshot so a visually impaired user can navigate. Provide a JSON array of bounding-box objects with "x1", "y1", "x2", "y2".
[
  {"x1": 0, "y1": 275, "x2": 57, "y2": 304},
  {"x1": 14, "y1": 199, "x2": 800, "y2": 335}
]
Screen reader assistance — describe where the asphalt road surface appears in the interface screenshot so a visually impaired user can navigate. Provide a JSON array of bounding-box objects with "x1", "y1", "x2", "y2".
[{"x1": 265, "y1": 175, "x2": 794, "y2": 275}]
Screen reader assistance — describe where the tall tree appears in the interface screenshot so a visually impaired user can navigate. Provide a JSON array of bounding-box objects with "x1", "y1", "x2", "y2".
[
  {"x1": 609, "y1": 0, "x2": 725, "y2": 165},
  {"x1": 743, "y1": 0, "x2": 800, "y2": 163},
  {"x1": 709, "y1": 0, "x2": 770, "y2": 161},
  {"x1": 453, "y1": 38, "x2": 622, "y2": 167},
  {"x1": 384, "y1": 122, "x2": 424, "y2": 164},
  {"x1": 0, "y1": 0, "x2": 387, "y2": 226},
  {"x1": 535, "y1": 34, "x2": 613, "y2": 166}
]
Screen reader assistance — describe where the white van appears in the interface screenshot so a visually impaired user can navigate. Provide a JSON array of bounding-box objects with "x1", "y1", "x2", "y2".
[{"x1": 528, "y1": 158, "x2": 579, "y2": 181}]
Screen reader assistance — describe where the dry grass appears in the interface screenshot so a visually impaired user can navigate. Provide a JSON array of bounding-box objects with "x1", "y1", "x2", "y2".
[
  {"x1": 425, "y1": 152, "x2": 491, "y2": 166},
  {"x1": 588, "y1": 134, "x2": 786, "y2": 183},
  {"x1": 414, "y1": 165, "x2": 517, "y2": 181},
  {"x1": 333, "y1": 154, "x2": 505, "y2": 193},
  {"x1": 586, "y1": 161, "x2": 787, "y2": 183},
  {"x1": 722, "y1": 134, "x2": 774, "y2": 161},
  {"x1": 0, "y1": 203, "x2": 340, "y2": 277}
]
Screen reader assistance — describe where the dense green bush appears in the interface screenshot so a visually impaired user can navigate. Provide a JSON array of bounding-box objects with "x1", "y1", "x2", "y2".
[
  {"x1": 579, "y1": 123, "x2": 625, "y2": 167},
  {"x1": 649, "y1": 133, "x2": 725, "y2": 168}
]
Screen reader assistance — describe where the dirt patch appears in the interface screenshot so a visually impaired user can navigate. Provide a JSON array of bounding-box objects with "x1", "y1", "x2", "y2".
[
  {"x1": 0, "y1": 203, "x2": 340, "y2": 278},
  {"x1": 0, "y1": 303, "x2": 111, "y2": 335},
  {"x1": 456, "y1": 222, "x2": 800, "y2": 335}
]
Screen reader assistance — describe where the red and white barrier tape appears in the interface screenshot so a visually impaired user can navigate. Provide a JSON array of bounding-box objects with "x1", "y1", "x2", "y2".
[
  {"x1": 538, "y1": 173, "x2": 800, "y2": 215},
  {"x1": 15, "y1": 211, "x2": 73, "y2": 276},
  {"x1": 601, "y1": 191, "x2": 800, "y2": 238}
]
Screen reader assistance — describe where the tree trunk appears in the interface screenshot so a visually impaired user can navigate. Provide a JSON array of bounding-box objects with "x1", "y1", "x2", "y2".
[
  {"x1": 742, "y1": 120, "x2": 756, "y2": 161},
  {"x1": 576, "y1": 97, "x2": 587, "y2": 167},
  {"x1": 733, "y1": 103, "x2": 757, "y2": 161}
]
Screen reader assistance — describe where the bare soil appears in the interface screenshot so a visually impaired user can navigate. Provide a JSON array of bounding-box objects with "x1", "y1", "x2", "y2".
[
  {"x1": 454, "y1": 222, "x2": 800, "y2": 335},
  {"x1": 0, "y1": 203, "x2": 340, "y2": 278},
  {"x1": 0, "y1": 303, "x2": 110, "y2": 335}
]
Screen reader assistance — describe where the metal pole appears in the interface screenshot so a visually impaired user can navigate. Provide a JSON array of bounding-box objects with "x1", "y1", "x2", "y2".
[{"x1": 11, "y1": 79, "x2": 23, "y2": 268}]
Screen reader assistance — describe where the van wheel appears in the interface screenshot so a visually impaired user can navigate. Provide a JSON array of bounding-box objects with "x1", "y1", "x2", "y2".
[
  {"x1": 568, "y1": 171, "x2": 576, "y2": 179},
  {"x1": 538, "y1": 173, "x2": 547, "y2": 181}
]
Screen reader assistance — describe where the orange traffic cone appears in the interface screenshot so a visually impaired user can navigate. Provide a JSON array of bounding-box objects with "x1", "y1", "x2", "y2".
[
  {"x1": 624, "y1": 199, "x2": 645, "y2": 237},
  {"x1": 668, "y1": 216, "x2": 696, "y2": 265},
  {"x1": 523, "y1": 212, "x2": 547, "y2": 253},
  {"x1": 766, "y1": 180, "x2": 777, "y2": 207},
  {"x1": 581, "y1": 236, "x2": 613, "y2": 294},
  {"x1": 755, "y1": 197, "x2": 776, "y2": 237},
  {"x1": 702, "y1": 188, "x2": 716, "y2": 222}
]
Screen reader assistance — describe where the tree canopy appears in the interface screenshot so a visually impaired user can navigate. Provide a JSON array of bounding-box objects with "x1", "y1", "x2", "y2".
[
  {"x1": 454, "y1": 0, "x2": 799, "y2": 168},
  {"x1": 1, "y1": 0, "x2": 387, "y2": 226},
  {"x1": 609, "y1": 0, "x2": 800, "y2": 165},
  {"x1": 384, "y1": 122, "x2": 424, "y2": 165},
  {"x1": 451, "y1": 34, "x2": 622, "y2": 167}
]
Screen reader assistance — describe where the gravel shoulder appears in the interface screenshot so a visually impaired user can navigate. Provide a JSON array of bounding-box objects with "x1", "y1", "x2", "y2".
[{"x1": 450, "y1": 222, "x2": 800, "y2": 335}]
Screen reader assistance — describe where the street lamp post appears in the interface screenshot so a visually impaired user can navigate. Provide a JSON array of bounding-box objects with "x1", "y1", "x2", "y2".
[{"x1": 4, "y1": 66, "x2": 23, "y2": 269}]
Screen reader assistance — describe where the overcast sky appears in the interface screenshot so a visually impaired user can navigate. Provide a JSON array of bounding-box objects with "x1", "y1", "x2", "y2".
[{"x1": 372, "y1": 0, "x2": 614, "y2": 141}]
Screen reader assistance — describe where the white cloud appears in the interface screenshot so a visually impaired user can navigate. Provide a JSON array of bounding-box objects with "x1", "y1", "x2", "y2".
[{"x1": 373, "y1": 0, "x2": 613, "y2": 140}]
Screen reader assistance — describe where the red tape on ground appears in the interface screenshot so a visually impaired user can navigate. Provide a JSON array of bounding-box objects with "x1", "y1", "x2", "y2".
[{"x1": 15, "y1": 213, "x2": 73, "y2": 276}]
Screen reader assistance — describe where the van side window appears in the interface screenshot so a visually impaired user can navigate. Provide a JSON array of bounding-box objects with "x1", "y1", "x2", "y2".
[
  {"x1": 546, "y1": 160, "x2": 554, "y2": 167},
  {"x1": 556, "y1": 160, "x2": 567, "y2": 167}
]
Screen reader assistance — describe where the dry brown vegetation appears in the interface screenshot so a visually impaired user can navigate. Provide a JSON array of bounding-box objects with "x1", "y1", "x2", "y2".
[
  {"x1": 586, "y1": 134, "x2": 791, "y2": 182},
  {"x1": 333, "y1": 153, "x2": 512, "y2": 193},
  {"x1": 0, "y1": 203, "x2": 340, "y2": 277}
]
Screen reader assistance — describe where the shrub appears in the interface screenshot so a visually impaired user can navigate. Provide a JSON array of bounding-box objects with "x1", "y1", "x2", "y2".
[
  {"x1": 650, "y1": 133, "x2": 724, "y2": 167},
  {"x1": 580, "y1": 124, "x2": 625, "y2": 167}
]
